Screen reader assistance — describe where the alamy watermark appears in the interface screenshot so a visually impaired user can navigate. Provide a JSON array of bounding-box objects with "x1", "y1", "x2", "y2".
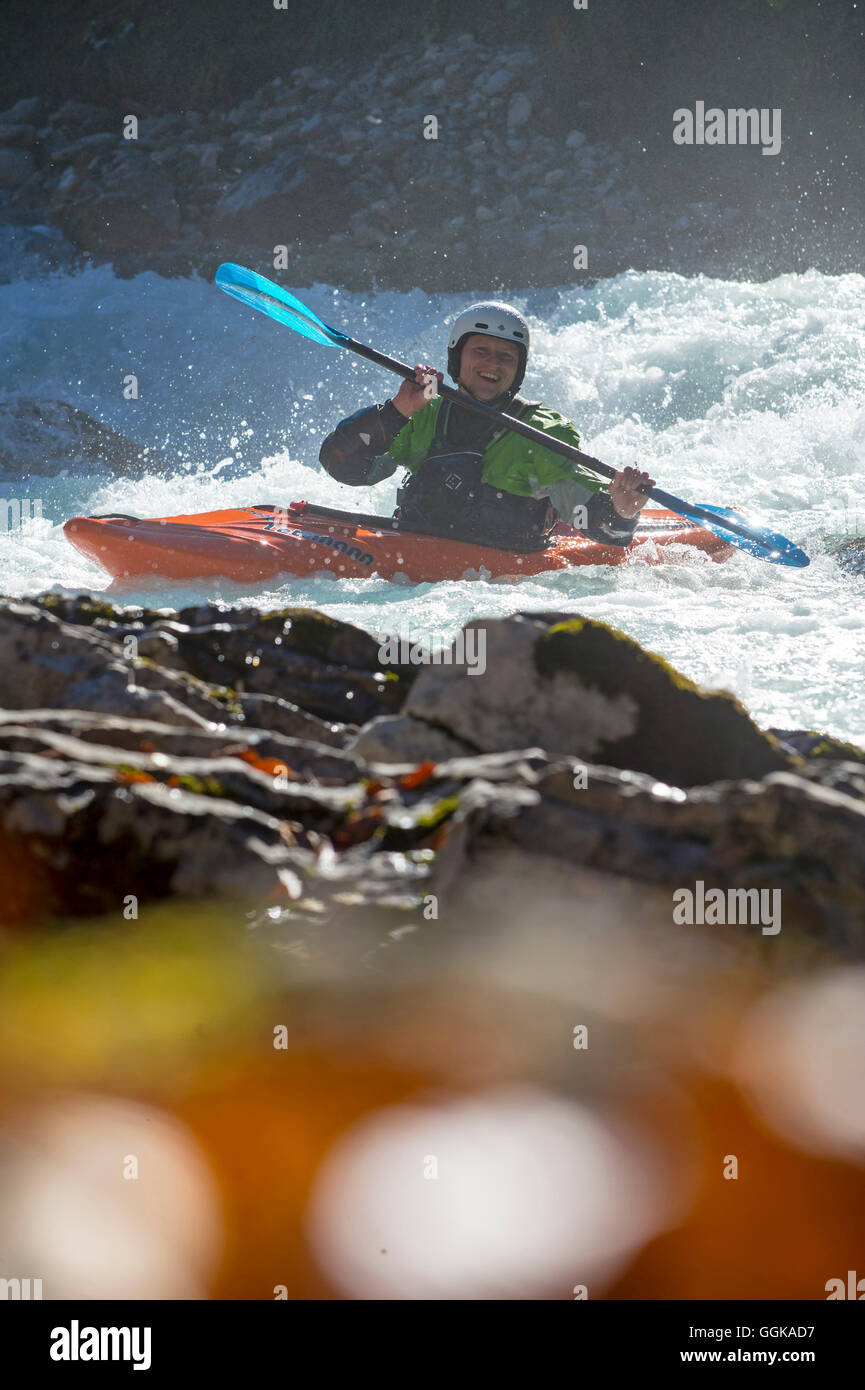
[
  {"x1": 673, "y1": 880, "x2": 781, "y2": 935},
  {"x1": 0, "y1": 498, "x2": 43, "y2": 530},
  {"x1": 0, "y1": 1277, "x2": 43, "y2": 1299},
  {"x1": 673, "y1": 102, "x2": 781, "y2": 156},
  {"x1": 377, "y1": 627, "x2": 487, "y2": 676},
  {"x1": 50, "y1": 1321, "x2": 151, "y2": 1370}
]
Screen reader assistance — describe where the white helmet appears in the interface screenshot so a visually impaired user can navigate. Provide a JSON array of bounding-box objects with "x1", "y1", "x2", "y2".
[{"x1": 447, "y1": 301, "x2": 530, "y2": 391}]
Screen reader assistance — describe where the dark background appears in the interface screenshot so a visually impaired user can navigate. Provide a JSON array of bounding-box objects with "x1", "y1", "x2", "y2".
[
  {"x1": 2, "y1": 0, "x2": 864, "y2": 284},
  {"x1": 2, "y1": 0, "x2": 862, "y2": 195}
]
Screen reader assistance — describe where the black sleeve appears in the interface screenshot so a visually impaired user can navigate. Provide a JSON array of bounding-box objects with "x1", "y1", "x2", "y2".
[
  {"x1": 543, "y1": 475, "x2": 640, "y2": 547},
  {"x1": 319, "y1": 400, "x2": 406, "y2": 485},
  {"x1": 583, "y1": 490, "x2": 640, "y2": 546}
]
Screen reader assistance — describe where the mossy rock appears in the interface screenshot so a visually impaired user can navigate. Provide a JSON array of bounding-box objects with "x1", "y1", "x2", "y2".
[
  {"x1": 25, "y1": 593, "x2": 171, "y2": 629},
  {"x1": 257, "y1": 607, "x2": 418, "y2": 684},
  {"x1": 262, "y1": 608, "x2": 380, "y2": 669},
  {"x1": 26, "y1": 593, "x2": 127, "y2": 625},
  {"x1": 769, "y1": 728, "x2": 865, "y2": 764},
  {"x1": 534, "y1": 618, "x2": 793, "y2": 786}
]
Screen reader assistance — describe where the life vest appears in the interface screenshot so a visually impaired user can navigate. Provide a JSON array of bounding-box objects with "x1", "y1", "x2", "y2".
[{"x1": 394, "y1": 397, "x2": 556, "y2": 552}]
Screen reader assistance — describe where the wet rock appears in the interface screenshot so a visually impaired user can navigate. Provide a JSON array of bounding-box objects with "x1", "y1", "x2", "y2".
[
  {"x1": 507, "y1": 93, "x2": 532, "y2": 129},
  {"x1": 834, "y1": 538, "x2": 865, "y2": 574},
  {"x1": 160, "y1": 607, "x2": 413, "y2": 726},
  {"x1": 238, "y1": 693, "x2": 353, "y2": 747},
  {"x1": 0, "y1": 602, "x2": 229, "y2": 728},
  {"x1": 347, "y1": 714, "x2": 473, "y2": 765},
  {"x1": 425, "y1": 757, "x2": 865, "y2": 937},
  {"x1": 17, "y1": 598, "x2": 414, "y2": 729},
  {"x1": 212, "y1": 151, "x2": 356, "y2": 241},
  {"x1": 56, "y1": 157, "x2": 181, "y2": 253},
  {"x1": 0, "y1": 149, "x2": 35, "y2": 187},
  {"x1": 0, "y1": 124, "x2": 38, "y2": 148},
  {"x1": 482, "y1": 69, "x2": 515, "y2": 96},
  {"x1": 0, "y1": 98, "x2": 43, "y2": 125},
  {"x1": 769, "y1": 729, "x2": 865, "y2": 764},
  {"x1": 0, "y1": 751, "x2": 308, "y2": 919},
  {"x1": 798, "y1": 759, "x2": 865, "y2": 804},
  {"x1": 403, "y1": 614, "x2": 792, "y2": 787},
  {"x1": 0, "y1": 709, "x2": 358, "y2": 778},
  {"x1": 1, "y1": 592, "x2": 861, "y2": 941}
]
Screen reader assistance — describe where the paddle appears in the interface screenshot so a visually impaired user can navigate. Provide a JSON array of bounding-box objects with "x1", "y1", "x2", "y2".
[{"x1": 215, "y1": 262, "x2": 810, "y2": 568}]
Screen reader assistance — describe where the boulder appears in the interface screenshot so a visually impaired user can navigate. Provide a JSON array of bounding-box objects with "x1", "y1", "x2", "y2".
[
  {"x1": 347, "y1": 714, "x2": 473, "y2": 765},
  {"x1": 0, "y1": 397, "x2": 165, "y2": 480},
  {"x1": 56, "y1": 155, "x2": 181, "y2": 253},
  {"x1": 0, "y1": 602, "x2": 229, "y2": 727},
  {"x1": 212, "y1": 152, "x2": 356, "y2": 241},
  {"x1": 0, "y1": 124, "x2": 37, "y2": 148},
  {"x1": 834, "y1": 538, "x2": 865, "y2": 574},
  {"x1": 0, "y1": 751, "x2": 309, "y2": 920},
  {"x1": 482, "y1": 68, "x2": 515, "y2": 96},
  {"x1": 402, "y1": 614, "x2": 793, "y2": 787},
  {"x1": 0, "y1": 97, "x2": 42, "y2": 124},
  {"x1": 769, "y1": 729, "x2": 865, "y2": 764},
  {"x1": 0, "y1": 148, "x2": 34, "y2": 187},
  {"x1": 19, "y1": 598, "x2": 415, "y2": 728},
  {"x1": 507, "y1": 93, "x2": 532, "y2": 130},
  {"x1": 238, "y1": 693, "x2": 354, "y2": 747}
]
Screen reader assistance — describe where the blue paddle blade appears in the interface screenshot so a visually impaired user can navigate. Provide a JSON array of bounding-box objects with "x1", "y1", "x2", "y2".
[
  {"x1": 691, "y1": 503, "x2": 810, "y2": 567},
  {"x1": 215, "y1": 263, "x2": 348, "y2": 348}
]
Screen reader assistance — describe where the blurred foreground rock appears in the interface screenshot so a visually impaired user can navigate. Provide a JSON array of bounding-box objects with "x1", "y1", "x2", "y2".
[{"x1": 0, "y1": 596, "x2": 862, "y2": 943}]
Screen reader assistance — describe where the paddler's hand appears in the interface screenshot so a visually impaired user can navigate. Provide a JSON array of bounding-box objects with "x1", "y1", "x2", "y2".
[
  {"x1": 609, "y1": 465, "x2": 656, "y2": 518},
  {"x1": 392, "y1": 364, "x2": 442, "y2": 418}
]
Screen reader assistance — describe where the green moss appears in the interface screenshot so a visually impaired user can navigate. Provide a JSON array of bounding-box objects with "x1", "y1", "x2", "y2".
[
  {"x1": 262, "y1": 608, "x2": 344, "y2": 662},
  {"x1": 163, "y1": 667, "x2": 242, "y2": 716},
  {"x1": 172, "y1": 774, "x2": 227, "y2": 797},
  {"x1": 131, "y1": 656, "x2": 243, "y2": 718},
  {"x1": 414, "y1": 796, "x2": 459, "y2": 829},
  {"x1": 799, "y1": 732, "x2": 865, "y2": 764},
  {"x1": 113, "y1": 764, "x2": 227, "y2": 798},
  {"x1": 536, "y1": 619, "x2": 702, "y2": 695},
  {"x1": 85, "y1": 599, "x2": 124, "y2": 622},
  {"x1": 532, "y1": 616, "x2": 791, "y2": 786},
  {"x1": 30, "y1": 594, "x2": 173, "y2": 628}
]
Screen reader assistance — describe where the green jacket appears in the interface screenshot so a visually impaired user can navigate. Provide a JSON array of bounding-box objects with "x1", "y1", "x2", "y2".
[{"x1": 387, "y1": 396, "x2": 608, "y2": 502}]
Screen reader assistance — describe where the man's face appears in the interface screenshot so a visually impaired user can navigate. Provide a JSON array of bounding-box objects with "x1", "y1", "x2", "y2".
[{"x1": 458, "y1": 333, "x2": 520, "y2": 401}]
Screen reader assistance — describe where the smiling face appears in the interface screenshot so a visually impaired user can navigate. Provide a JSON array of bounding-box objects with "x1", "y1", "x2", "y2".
[{"x1": 458, "y1": 333, "x2": 521, "y2": 401}]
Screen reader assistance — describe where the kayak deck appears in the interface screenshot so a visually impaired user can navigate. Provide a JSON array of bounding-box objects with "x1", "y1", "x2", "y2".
[{"x1": 64, "y1": 500, "x2": 734, "y2": 584}]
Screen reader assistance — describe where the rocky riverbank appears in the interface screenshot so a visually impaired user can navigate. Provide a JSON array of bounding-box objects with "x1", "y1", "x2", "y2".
[
  {"x1": 1, "y1": 595, "x2": 862, "y2": 943},
  {"x1": 0, "y1": 31, "x2": 853, "y2": 292}
]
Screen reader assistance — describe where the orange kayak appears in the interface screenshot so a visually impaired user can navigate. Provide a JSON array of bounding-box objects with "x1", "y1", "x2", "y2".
[{"x1": 64, "y1": 501, "x2": 734, "y2": 584}]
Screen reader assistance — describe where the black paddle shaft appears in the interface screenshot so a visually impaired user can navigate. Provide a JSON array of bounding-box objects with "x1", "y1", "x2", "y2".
[{"x1": 344, "y1": 335, "x2": 760, "y2": 542}]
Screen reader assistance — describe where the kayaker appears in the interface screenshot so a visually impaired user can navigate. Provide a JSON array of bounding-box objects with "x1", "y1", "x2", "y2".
[{"x1": 319, "y1": 302, "x2": 655, "y2": 551}]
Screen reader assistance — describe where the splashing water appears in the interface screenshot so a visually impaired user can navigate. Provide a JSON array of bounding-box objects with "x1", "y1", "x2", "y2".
[{"x1": 2, "y1": 264, "x2": 864, "y2": 743}]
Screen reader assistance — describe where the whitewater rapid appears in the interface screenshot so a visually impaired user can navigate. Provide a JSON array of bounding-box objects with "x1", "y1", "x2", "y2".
[{"x1": 2, "y1": 264, "x2": 864, "y2": 743}]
